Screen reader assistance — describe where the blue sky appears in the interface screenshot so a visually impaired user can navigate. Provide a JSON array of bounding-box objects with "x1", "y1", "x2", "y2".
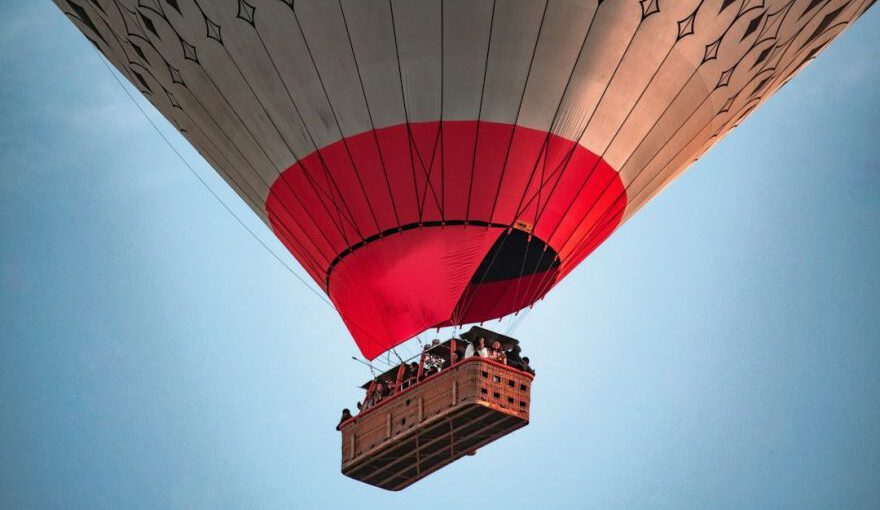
[{"x1": 1, "y1": 2, "x2": 879, "y2": 509}]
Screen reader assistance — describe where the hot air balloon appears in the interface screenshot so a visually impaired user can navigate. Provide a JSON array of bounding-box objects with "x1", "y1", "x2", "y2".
[{"x1": 55, "y1": 0, "x2": 872, "y2": 490}]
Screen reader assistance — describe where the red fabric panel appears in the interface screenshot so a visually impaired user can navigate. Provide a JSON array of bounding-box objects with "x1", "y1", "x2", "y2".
[
  {"x1": 266, "y1": 121, "x2": 626, "y2": 358},
  {"x1": 328, "y1": 226, "x2": 503, "y2": 360},
  {"x1": 442, "y1": 269, "x2": 559, "y2": 327}
]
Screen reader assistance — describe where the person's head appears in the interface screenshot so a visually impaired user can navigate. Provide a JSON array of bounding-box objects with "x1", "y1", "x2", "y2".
[
  {"x1": 431, "y1": 338, "x2": 440, "y2": 346},
  {"x1": 342, "y1": 408, "x2": 351, "y2": 416},
  {"x1": 477, "y1": 337, "x2": 485, "y2": 348},
  {"x1": 512, "y1": 345, "x2": 521, "y2": 354},
  {"x1": 523, "y1": 356, "x2": 530, "y2": 364},
  {"x1": 491, "y1": 340, "x2": 502, "y2": 351}
]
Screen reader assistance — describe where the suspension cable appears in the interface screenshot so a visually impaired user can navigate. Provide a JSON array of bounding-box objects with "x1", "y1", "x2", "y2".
[{"x1": 95, "y1": 51, "x2": 335, "y2": 308}]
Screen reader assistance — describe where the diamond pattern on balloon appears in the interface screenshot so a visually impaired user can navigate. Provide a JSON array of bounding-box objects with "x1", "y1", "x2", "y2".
[
  {"x1": 640, "y1": 0, "x2": 660, "y2": 19},
  {"x1": 804, "y1": 5, "x2": 846, "y2": 47},
  {"x1": 237, "y1": 0, "x2": 256, "y2": 25},
  {"x1": 677, "y1": 9, "x2": 697, "y2": 40},
  {"x1": 751, "y1": 45, "x2": 774, "y2": 69},
  {"x1": 130, "y1": 42, "x2": 146, "y2": 61},
  {"x1": 800, "y1": 0, "x2": 824, "y2": 19},
  {"x1": 738, "y1": 0, "x2": 766, "y2": 17},
  {"x1": 757, "y1": 3, "x2": 791, "y2": 42},
  {"x1": 181, "y1": 38, "x2": 198, "y2": 63},
  {"x1": 741, "y1": 12, "x2": 764, "y2": 40},
  {"x1": 165, "y1": 89, "x2": 182, "y2": 109},
  {"x1": 719, "y1": 94, "x2": 737, "y2": 114},
  {"x1": 752, "y1": 75, "x2": 773, "y2": 95},
  {"x1": 167, "y1": 63, "x2": 185, "y2": 85},
  {"x1": 139, "y1": 13, "x2": 158, "y2": 38},
  {"x1": 205, "y1": 15, "x2": 222, "y2": 43},
  {"x1": 703, "y1": 37, "x2": 722, "y2": 63},
  {"x1": 716, "y1": 65, "x2": 736, "y2": 88},
  {"x1": 138, "y1": 0, "x2": 161, "y2": 12}
]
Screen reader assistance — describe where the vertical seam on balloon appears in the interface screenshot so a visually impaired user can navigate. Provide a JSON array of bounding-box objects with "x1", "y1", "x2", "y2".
[
  {"x1": 128, "y1": 0, "x2": 349, "y2": 262},
  {"x1": 94, "y1": 42, "x2": 333, "y2": 305},
  {"x1": 150, "y1": 1, "x2": 348, "y2": 262},
  {"x1": 486, "y1": 0, "x2": 550, "y2": 225},
  {"x1": 337, "y1": 0, "x2": 403, "y2": 232},
  {"x1": 539, "y1": 8, "x2": 729, "y2": 271},
  {"x1": 528, "y1": 12, "x2": 647, "y2": 239},
  {"x1": 215, "y1": 46, "x2": 364, "y2": 241},
  {"x1": 440, "y1": 0, "x2": 446, "y2": 222},
  {"x1": 414, "y1": 123, "x2": 445, "y2": 219},
  {"x1": 454, "y1": 229, "x2": 512, "y2": 326},
  {"x1": 181, "y1": 80, "x2": 341, "y2": 259},
  {"x1": 388, "y1": 0, "x2": 425, "y2": 225},
  {"x1": 509, "y1": 6, "x2": 654, "y2": 305},
  {"x1": 290, "y1": 4, "x2": 379, "y2": 241},
  {"x1": 143, "y1": 0, "x2": 357, "y2": 256},
  {"x1": 464, "y1": 0, "x2": 496, "y2": 225},
  {"x1": 94, "y1": 4, "x2": 274, "y2": 228},
  {"x1": 508, "y1": 3, "x2": 600, "y2": 223},
  {"x1": 517, "y1": 3, "x2": 696, "y2": 304},
  {"x1": 206, "y1": 44, "x2": 357, "y2": 253},
  {"x1": 243, "y1": 16, "x2": 366, "y2": 256},
  {"x1": 500, "y1": 2, "x2": 609, "y2": 312},
  {"x1": 411, "y1": 2, "x2": 446, "y2": 220},
  {"x1": 242, "y1": 8, "x2": 363, "y2": 233},
  {"x1": 187, "y1": 0, "x2": 362, "y2": 247}
]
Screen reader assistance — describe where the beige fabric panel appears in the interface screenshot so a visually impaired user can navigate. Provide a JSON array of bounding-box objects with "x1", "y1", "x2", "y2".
[
  {"x1": 612, "y1": 0, "x2": 873, "y2": 220},
  {"x1": 55, "y1": 0, "x2": 871, "y2": 231}
]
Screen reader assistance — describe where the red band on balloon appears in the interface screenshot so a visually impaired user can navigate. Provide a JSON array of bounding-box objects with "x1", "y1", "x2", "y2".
[{"x1": 267, "y1": 121, "x2": 625, "y2": 358}]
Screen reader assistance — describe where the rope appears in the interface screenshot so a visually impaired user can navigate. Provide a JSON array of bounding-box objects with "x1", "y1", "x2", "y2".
[
  {"x1": 96, "y1": 48, "x2": 410, "y2": 367},
  {"x1": 95, "y1": 51, "x2": 335, "y2": 309}
]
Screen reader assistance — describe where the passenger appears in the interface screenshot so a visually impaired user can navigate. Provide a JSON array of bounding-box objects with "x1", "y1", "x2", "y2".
[
  {"x1": 336, "y1": 408, "x2": 352, "y2": 430},
  {"x1": 368, "y1": 381, "x2": 384, "y2": 406},
  {"x1": 522, "y1": 356, "x2": 535, "y2": 375},
  {"x1": 380, "y1": 379, "x2": 393, "y2": 398},
  {"x1": 402, "y1": 362, "x2": 418, "y2": 388},
  {"x1": 465, "y1": 337, "x2": 489, "y2": 358},
  {"x1": 422, "y1": 344, "x2": 444, "y2": 375},
  {"x1": 506, "y1": 344, "x2": 525, "y2": 370},
  {"x1": 490, "y1": 340, "x2": 507, "y2": 364}
]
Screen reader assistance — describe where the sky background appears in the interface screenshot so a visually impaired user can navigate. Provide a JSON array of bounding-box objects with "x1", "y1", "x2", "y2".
[{"x1": 2, "y1": 2, "x2": 879, "y2": 509}]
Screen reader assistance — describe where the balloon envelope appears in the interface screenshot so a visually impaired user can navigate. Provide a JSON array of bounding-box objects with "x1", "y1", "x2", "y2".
[{"x1": 55, "y1": 0, "x2": 872, "y2": 358}]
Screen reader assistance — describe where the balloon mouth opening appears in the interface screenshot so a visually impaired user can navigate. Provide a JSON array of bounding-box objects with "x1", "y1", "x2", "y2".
[
  {"x1": 324, "y1": 219, "x2": 507, "y2": 289},
  {"x1": 324, "y1": 221, "x2": 559, "y2": 296},
  {"x1": 447, "y1": 227, "x2": 560, "y2": 326},
  {"x1": 469, "y1": 227, "x2": 560, "y2": 284}
]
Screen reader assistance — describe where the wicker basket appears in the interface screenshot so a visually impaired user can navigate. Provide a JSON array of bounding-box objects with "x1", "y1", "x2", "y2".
[{"x1": 339, "y1": 357, "x2": 533, "y2": 490}]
